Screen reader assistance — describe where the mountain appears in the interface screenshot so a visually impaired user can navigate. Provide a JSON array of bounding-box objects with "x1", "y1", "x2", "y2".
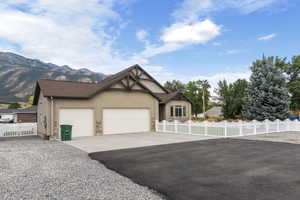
[{"x1": 0, "y1": 52, "x2": 106, "y2": 103}]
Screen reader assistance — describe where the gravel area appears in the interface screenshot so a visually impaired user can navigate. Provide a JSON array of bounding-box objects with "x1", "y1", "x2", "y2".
[{"x1": 0, "y1": 136, "x2": 164, "y2": 200}]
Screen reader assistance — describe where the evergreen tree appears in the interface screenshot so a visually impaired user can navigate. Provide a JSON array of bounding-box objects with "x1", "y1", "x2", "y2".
[{"x1": 242, "y1": 56, "x2": 290, "y2": 121}]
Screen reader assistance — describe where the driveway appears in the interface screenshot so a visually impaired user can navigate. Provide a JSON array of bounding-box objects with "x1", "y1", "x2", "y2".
[
  {"x1": 240, "y1": 131, "x2": 300, "y2": 144},
  {"x1": 65, "y1": 132, "x2": 217, "y2": 153},
  {"x1": 0, "y1": 136, "x2": 164, "y2": 200},
  {"x1": 90, "y1": 138, "x2": 300, "y2": 200}
]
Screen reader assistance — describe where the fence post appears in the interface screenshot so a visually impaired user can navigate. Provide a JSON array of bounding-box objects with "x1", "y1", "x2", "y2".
[
  {"x1": 253, "y1": 120, "x2": 257, "y2": 135},
  {"x1": 276, "y1": 119, "x2": 280, "y2": 132},
  {"x1": 239, "y1": 120, "x2": 243, "y2": 136},
  {"x1": 224, "y1": 121, "x2": 228, "y2": 137},
  {"x1": 286, "y1": 119, "x2": 290, "y2": 131},
  {"x1": 204, "y1": 121, "x2": 208, "y2": 136},
  {"x1": 188, "y1": 120, "x2": 192, "y2": 134},
  {"x1": 163, "y1": 120, "x2": 166, "y2": 132},
  {"x1": 265, "y1": 119, "x2": 269, "y2": 133},
  {"x1": 174, "y1": 120, "x2": 178, "y2": 133}
]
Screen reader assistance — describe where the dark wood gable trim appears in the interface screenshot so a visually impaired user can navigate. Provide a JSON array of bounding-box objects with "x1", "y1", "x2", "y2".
[
  {"x1": 32, "y1": 82, "x2": 41, "y2": 105},
  {"x1": 130, "y1": 65, "x2": 169, "y2": 93},
  {"x1": 89, "y1": 64, "x2": 168, "y2": 99},
  {"x1": 104, "y1": 74, "x2": 161, "y2": 101}
]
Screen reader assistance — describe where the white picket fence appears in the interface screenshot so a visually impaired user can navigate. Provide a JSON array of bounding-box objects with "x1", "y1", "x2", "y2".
[
  {"x1": 156, "y1": 119, "x2": 300, "y2": 137},
  {"x1": 0, "y1": 123, "x2": 37, "y2": 137}
]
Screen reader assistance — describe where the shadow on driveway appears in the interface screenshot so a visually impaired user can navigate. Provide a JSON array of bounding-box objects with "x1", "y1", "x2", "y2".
[{"x1": 90, "y1": 138, "x2": 300, "y2": 200}]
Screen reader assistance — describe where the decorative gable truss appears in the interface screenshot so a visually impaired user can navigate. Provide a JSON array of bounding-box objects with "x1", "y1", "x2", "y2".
[{"x1": 109, "y1": 65, "x2": 168, "y2": 94}]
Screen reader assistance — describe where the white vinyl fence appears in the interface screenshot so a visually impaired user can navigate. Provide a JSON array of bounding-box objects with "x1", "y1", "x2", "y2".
[
  {"x1": 156, "y1": 119, "x2": 300, "y2": 137},
  {"x1": 0, "y1": 123, "x2": 37, "y2": 137}
]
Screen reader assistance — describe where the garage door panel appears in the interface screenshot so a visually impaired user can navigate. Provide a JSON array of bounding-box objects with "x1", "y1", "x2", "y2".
[
  {"x1": 59, "y1": 109, "x2": 94, "y2": 138},
  {"x1": 103, "y1": 109, "x2": 150, "y2": 134}
]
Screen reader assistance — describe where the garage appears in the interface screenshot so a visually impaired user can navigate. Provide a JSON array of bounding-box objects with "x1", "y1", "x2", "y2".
[
  {"x1": 103, "y1": 109, "x2": 150, "y2": 134},
  {"x1": 59, "y1": 109, "x2": 94, "y2": 138}
]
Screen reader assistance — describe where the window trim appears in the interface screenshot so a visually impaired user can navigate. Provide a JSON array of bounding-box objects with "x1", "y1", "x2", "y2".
[{"x1": 170, "y1": 105, "x2": 186, "y2": 117}]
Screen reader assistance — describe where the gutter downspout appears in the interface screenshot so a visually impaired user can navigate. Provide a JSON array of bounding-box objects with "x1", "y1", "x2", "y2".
[{"x1": 50, "y1": 96, "x2": 54, "y2": 138}]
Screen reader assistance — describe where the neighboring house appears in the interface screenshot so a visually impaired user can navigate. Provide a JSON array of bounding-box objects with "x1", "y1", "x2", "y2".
[
  {"x1": 0, "y1": 106, "x2": 37, "y2": 123},
  {"x1": 33, "y1": 65, "x2": 192, "y2": 139},
  {"x1": 205, "y1": 106, "x2": 223, "y2": 118}
]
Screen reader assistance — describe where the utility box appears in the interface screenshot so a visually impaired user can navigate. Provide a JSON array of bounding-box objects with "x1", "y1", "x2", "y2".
[{"x1": 60, "y1": 125, "x2": 72, "y2": 141}]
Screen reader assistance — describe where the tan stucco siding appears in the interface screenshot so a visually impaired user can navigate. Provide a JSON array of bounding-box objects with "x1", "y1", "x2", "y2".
[
  {"x1": 52, "y1": 98, "x2": 95, "y2": 138},
  {"x1": 51, "y1": 90, "x2": 159, "y2": 138},
  {"x1": 165, "y1": 100, "x2": 192, "y2": 121},
  {"x1": 37, "y1": 91, "x2": 50, "y2": 136},
  {"x1": 95, "y1": 91, "x2": 159, "y2": 135},
  {"x1": 140, "y1": 80, "x2": 166, "y2": 93}
]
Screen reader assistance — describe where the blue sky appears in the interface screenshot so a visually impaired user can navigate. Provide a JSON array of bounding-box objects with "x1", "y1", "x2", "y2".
[{"x1": 0, "y1": 0, "x2": 299, "y2": 89}]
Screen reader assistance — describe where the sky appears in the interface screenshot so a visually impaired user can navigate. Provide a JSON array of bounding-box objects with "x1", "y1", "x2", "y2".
[{"x1": 0, "y1": 0, "x2": 299, "y2": 89}]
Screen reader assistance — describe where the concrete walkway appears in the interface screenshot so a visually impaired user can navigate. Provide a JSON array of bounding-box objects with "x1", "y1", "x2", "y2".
[{"x1": 65, "y1": 132, "x2": 217, "y2": 153}]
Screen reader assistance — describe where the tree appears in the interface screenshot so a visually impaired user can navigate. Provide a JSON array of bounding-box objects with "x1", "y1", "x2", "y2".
[
  {"x1": 185, "y1": 80, "x2": 210, "y2": 116},
  {"x1": 232, "y1": 79, "x2": 249, "y2": 117},
  {"x1": 216, "y1": 80, "x2": 235, "y2": 119},
  {"x1": 216, "y1": 79, "x2": 248, "y2": 119},
  {"x1": 8, "y1": 102, "x2": 21, "y2": 109},
  {"x1": 279, "y1": 55, "x2": 300, "y2": 110},
  {"x1": 164, "y1": 80, "x2": 185, "y2": 92},
  {"x1": 242, "y1": 56, "x2": 290, "y2": 121}
]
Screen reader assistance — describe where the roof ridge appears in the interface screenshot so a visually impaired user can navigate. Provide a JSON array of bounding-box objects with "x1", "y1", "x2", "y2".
[{"x1": 39, "y1": 79, "x2": 98, "y2": 84}]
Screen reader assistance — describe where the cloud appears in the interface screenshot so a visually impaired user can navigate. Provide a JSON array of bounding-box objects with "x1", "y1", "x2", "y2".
[
  {"x1": 224, "y1": 49, "x2": 241, "y2": 55},
  {"x1": 0, "y1": 0, "x2": 137, "y2": 74},
  {"x1": 136, "y1": 29, "x2": 148, "y2": 41},
  {"x1": 161, "y1": 20, "x2": 221, "y2": 44},
  {"x1": 213, "y1": 42, "x2": 222, "y2": 46},
  {"x1": 172, "y1": 0, "x2": 284, "y2": 20},
  {"x1": 145, "y1": 64, "x2": 251, "y2": 93},
  {"x1": 137, "y1": 0, "x2": 283, "y2": 60},
  {"x1": 172, "y1": 0, "x2": 213, "y2": 23},
  {"x1": 258, "y1": 33, "x2": 277, "y2": 40}
]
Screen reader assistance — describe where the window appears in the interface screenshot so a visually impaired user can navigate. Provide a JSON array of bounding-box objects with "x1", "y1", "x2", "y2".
[{"x1": 171, "y1": 105, "x2": 186, "y2": 117}]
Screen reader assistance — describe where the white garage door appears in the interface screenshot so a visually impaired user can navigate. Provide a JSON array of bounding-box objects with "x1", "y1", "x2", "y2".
[
  {"x1": 59, "y1": 109, "x2": 94, "y2": 138},
  {"x1": 103, "y1": 109, "x2": 150, "y2": 134}
]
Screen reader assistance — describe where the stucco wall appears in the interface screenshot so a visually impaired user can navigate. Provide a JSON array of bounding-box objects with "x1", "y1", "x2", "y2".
[
  {"x1": 140, "y1": 80, "x2": 165, "y2": 93},
  {"x1": 165, "y1": 100, "x2": 192, "y2": 121},
  {"x1": 52, "y1": 90, "x2": 159, "y2": 138},
  {"x1": 37, "y1": 91, "x2": 50, "y2": 136}
]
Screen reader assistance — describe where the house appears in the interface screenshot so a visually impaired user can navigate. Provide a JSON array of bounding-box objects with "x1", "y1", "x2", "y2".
[
  {"x1": 0, "y1": 106, "x2": 37, "y2": 123},
  {"x1": 33, "y1": 65, "x2": 192, "y2": 139},
  {"x1": 205, "y1": 106, "x2": 223, "y2": 118}
]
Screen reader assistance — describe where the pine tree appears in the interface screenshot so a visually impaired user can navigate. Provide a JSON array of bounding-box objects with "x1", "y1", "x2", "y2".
[{"x1": 242, "y1": 56, "x2": 290, "y2": 121}]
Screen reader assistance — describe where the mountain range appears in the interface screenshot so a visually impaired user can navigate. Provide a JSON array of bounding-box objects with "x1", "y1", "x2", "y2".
[{"x1": 0, "y1": 52, "x2": 106, "y2": 103}]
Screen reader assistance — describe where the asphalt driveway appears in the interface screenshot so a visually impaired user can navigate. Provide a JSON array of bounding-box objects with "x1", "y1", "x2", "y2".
[
  {"x1": 240, "y1": 131, "x2": 300, "y2": 144},
  {"x1": 90, "y1": 138, "x2": 300, "y2": 200}
]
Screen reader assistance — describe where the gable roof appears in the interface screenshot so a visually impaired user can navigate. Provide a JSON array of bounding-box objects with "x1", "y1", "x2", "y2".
[
  {"x1": 33, "y1": 65, "x2": 190, "y2": 105},
  {"x1": 155, "y1": 91, "x2": 193, "y2": 104}
]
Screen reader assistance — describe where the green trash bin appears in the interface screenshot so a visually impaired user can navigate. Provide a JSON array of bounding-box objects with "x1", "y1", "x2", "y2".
[{"x1": 60, "y1": 124, "x2": 72, "y2": 141}]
